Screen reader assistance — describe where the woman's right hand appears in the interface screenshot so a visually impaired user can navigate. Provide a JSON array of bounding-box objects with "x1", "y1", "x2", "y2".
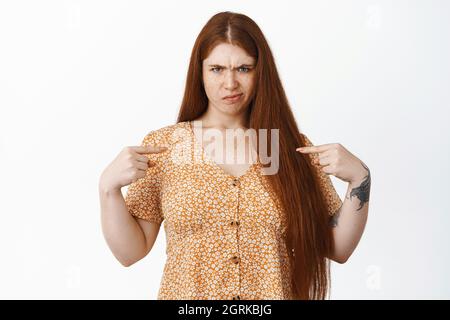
[{"x1": 99, "y1": 145, "x2": 168, "y2": 192}]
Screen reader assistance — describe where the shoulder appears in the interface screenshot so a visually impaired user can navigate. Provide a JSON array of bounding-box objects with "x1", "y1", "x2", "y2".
[{"x1": 141, "y1": 121, "x2": 190, "y2": 146}]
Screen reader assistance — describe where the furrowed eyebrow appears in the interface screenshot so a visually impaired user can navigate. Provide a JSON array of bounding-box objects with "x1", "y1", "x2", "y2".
[{"x1": 208, "y1": 64, "x2": 254, "y2": 70}]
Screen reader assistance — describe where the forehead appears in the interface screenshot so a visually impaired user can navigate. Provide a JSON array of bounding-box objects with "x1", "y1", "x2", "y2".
[{"x1": 204, "y1": 43, "x2": 255, "y2": 65}]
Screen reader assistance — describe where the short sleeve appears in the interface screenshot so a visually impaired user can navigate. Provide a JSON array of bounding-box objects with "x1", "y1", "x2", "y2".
[
  {"x1": 124, "y1": 131, "x2": 164, "y2": 225},
  {"x1": 301, "y1": 133, "x2": 342, "y2": 216}
]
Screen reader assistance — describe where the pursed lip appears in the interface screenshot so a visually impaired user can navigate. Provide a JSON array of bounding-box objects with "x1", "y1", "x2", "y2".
[{"x1": 223, "y1": 93, "x2": 243, "y2": 99}]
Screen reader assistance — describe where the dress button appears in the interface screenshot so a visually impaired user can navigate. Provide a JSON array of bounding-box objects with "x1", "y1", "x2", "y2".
[
  {"x1": 232, "y1": 178, "x2": 240, "y2": 187},
  {"x1": 230, "y1": 220, "x2": 240, "y2": 226},
  {"x1": 230, "y1": 255, "x2": 240, "y2": 264},
  {"x1": 232, "y1": 295, "x2": 241, "y2": 300}
]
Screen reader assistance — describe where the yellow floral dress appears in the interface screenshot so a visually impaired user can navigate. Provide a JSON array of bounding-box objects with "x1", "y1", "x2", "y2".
[{"x1": 124, "y1": 121, "x2": 342, "y2": 300}]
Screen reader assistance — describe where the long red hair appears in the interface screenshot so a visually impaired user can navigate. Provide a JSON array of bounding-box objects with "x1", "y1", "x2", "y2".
[{"x1": 176, "y1": 11, "x2": 334, "y2": 300}]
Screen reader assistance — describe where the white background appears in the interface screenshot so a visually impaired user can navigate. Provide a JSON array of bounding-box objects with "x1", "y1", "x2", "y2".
[{"x1": 1, "y1": 0, "x2": 449, "y2": 299}]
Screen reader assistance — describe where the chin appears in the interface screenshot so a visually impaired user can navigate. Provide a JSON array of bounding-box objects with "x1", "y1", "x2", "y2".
[{"x1": 220, "y1": 103, "x2": 246, "y2": 114}]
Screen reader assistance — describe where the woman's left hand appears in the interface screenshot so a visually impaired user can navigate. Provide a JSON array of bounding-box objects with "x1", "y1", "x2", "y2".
[{"x1": 296, "y1": 143, "x2": 369, "y2": 184}]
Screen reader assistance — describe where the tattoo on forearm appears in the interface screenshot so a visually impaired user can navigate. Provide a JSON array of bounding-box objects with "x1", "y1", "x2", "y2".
[
  {"x1": 349, "y1": 161, "x2": 371, "y2": 211},
  {"x1": 329, "y1": 204, "x2": 342, "y2": 227}
]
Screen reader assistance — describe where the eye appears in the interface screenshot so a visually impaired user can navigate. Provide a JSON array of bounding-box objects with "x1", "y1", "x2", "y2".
[
  {"x1": 238, "y1": 67, "x2": 250, "y2": 73},
  {"x1": 211, "y1": 67, "x2": 222, "y2": 73}
]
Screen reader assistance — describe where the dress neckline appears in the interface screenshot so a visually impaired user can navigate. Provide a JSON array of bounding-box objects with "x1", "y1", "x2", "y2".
[{"x1": 186, "y1": 120, "x2": 259, "y2": 181}]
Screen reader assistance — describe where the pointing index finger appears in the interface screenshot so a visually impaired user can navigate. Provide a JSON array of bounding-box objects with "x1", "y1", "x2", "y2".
[
  {"x1": 296, "y1": 144, "x2": 331, "y2": 153},
  {"x1": 132, "y1": 145, "x2": 168, "y2": 154}
]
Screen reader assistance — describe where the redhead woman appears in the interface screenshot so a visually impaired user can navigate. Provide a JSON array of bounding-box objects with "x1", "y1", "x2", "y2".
[{"x1": 99, "y1": 11, "x2": 371, "y2": 300}]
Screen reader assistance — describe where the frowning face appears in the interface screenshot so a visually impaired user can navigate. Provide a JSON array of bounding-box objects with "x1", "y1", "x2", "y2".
[{"x1": 202, "y1": 42, "x2": 256, "y2": 117}]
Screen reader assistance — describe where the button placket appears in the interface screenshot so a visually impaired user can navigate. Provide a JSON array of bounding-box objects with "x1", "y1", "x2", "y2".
[
  {"x1": 228, "y1": 176, "x2": 242, "y2": 300},
  {"x1": 230, "y1": 177, "x2": 241, "y2": 229}
]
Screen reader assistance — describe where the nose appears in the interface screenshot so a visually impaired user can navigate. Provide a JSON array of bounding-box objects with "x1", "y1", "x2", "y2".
[{"x1": 224, "y1": 70, "x2": 238, "y2": 90}]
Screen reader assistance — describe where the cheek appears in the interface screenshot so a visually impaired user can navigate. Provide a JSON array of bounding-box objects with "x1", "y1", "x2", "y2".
[
  {"x1": 203, "y1": 76, "x2": 221, "y2": 97},
  {"x1": 241, "y1": 75, "x2": 255, "y2": 90}
]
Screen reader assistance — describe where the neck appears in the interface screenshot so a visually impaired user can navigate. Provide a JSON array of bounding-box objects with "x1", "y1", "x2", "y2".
[{"x1": 195, "y1": 105, "x2": 249, "y2": 130}]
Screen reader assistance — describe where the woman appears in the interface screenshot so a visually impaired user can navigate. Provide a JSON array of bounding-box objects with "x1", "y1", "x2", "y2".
[{"x1": 99, "y1": 11, "x2": 371, "y2": 300}]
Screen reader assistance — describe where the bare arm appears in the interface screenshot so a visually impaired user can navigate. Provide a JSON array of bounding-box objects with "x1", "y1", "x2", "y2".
[
  {"x1": 99, "y1": 185, "x2": 160, "y2": 267},
  {"x1": 98, "y1": 145, "x2": 166, "y2": 267},
  {"x1": 329, "y1": 163, "x2": 371, "y2": 263},
  {"x1": 297, "y1": 136, "x2": 371, "y2": 264}
]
